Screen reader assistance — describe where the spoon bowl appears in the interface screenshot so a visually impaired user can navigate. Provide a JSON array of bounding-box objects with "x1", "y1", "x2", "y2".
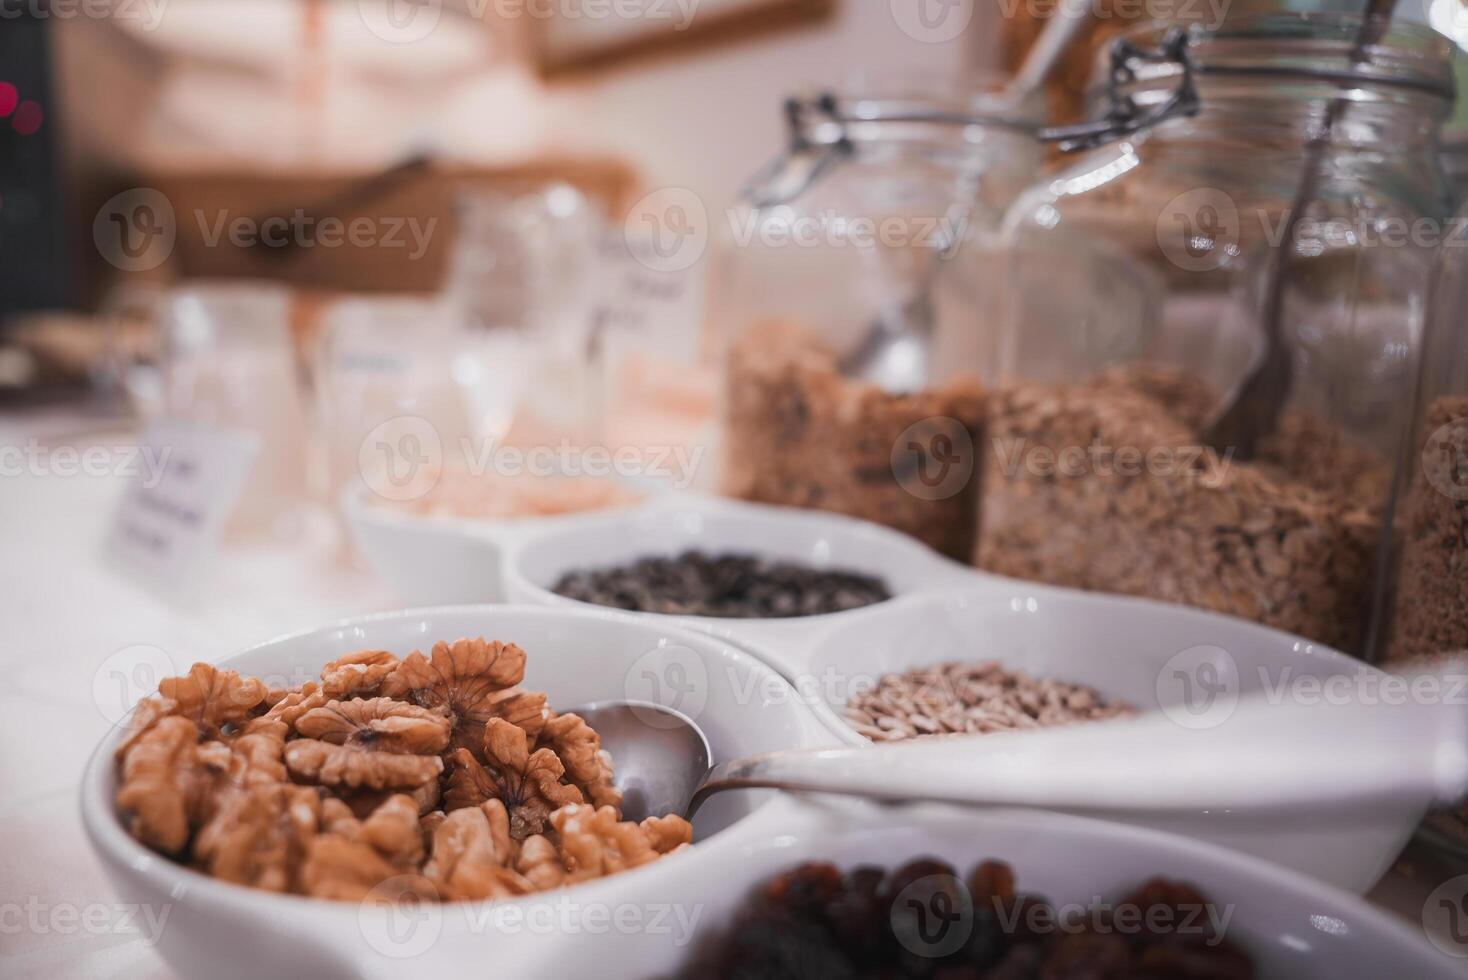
[{"x1": 584, "y1": 690, "x2": 1468, "y2": 826}]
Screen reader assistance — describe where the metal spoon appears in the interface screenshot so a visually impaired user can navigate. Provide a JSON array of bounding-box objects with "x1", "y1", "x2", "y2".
[
  {"x1": 577, "y1": 692, "x2": 1468, "y2": 824},
  {"x1": 838, "y1": 4, "x2": 1091, "y2": 392}
]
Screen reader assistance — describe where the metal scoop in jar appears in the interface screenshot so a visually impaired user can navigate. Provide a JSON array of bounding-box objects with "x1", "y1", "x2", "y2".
[{"x1": 575, "y1": 692, "x2": 1468, "y2": 824}]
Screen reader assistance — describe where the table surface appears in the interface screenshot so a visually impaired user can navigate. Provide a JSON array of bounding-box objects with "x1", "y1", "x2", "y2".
[{"x1": 1, "y1": 410, "x2": 1464, "y2": 978}]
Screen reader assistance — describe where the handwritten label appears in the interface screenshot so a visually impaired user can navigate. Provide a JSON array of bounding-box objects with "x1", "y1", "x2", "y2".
[
  {"x1": 593, "y1": 232, "x2": 702, "y2": 362},
  {"x1": 106, "y1": 418, "x2": 257, "y2": 590}
]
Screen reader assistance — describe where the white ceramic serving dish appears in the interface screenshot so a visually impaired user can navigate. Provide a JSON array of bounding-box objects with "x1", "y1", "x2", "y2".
[
  {"x1": 347, "y1": 488, "x2": 983, "y2": 609},
  {"x1": 499, "y1": 493, "x2": 983, "y2": 614},
  {"x1": 342, "y1": 485, "x2": 648, "y2": 606},
  {"x1": 81, "y1": 605, "x2": 837, "y2": 980},
  {"x1": 682, "y1": 586, "x2": 1434, "y2": 895},
  {"x1": 530, "y1": 799, "x2": 1462, "y2": 979},
  {"x1": 358, "y1": 494, "x2": 1435, "y2": 893},
  {"x1": 79, "y1": 605, "x2": 1459, "y2": 979}
]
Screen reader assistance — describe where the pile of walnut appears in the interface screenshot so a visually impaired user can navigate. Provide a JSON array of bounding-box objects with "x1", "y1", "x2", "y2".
[{"x1": 113, "y1": 638, "x2": 693, "y2": 902}]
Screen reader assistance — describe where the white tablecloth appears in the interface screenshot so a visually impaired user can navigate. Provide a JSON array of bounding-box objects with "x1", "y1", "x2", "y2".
[
  {"x1": 1, "y1": 411, "x2": 1459, "y2": 977},
  {"x1": 0, "y1": 413, "x2": 397, "y2": 979}
]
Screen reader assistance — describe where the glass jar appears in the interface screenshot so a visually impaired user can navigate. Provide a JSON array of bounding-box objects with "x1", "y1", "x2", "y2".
[
  {"x1": 714, "y1": 78, "x2": 1043, "y2": 560},
  {"x1": 1384, "y1": 214, "x2": 1468, "y2": 664},
  {"x1": 986, "y1": 15, "x2": 1455, "y2": 655}
]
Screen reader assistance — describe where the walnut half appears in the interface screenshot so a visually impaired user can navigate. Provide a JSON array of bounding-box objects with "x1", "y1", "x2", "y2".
[{"x1": 285, "y1": 698, "x2": 449, "y2": 791}]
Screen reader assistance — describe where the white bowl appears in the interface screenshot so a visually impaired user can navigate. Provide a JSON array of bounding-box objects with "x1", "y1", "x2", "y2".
[
  {"x1": 501, "y1": 495, "x2": 982, "y2": 626},
  {"x1": 342, "y1": 485, "x2": 646, "y2": 606},
  {"x1": 81, "y1": 605, "x2": 837, "y2": 980},
  {"x1": 530, "y1": 799, "x2": 1461, "y2": 979},
  {"x1": 731, "y1": 587, "x2": 1422, "y2": 894}
]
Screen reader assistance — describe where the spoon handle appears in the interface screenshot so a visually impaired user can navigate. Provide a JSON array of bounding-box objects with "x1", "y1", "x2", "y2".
[{"x1": 695, "y1": 695, "x2": 1468, "y2": 814}]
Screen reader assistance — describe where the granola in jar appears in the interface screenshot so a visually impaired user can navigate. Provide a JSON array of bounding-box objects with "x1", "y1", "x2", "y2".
[
  {"x1": 975, "y1": 365, "x2": 1389, "y2": 653},
  {"x1": 723, "y1": 320, "x2": 986, "y2": 561},
  {"x1": 1387, "y1": 397, "x2": 1468, "y2": 662}
]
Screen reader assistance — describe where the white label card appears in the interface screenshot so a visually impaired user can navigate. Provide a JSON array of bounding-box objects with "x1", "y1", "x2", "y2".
[{"x1": 105, "y1": 418, "x2": 258, "y2": 591}]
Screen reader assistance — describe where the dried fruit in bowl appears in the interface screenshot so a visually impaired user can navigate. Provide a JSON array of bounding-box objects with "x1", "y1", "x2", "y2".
[
  {"x1": 110, "y1": 638, "x2": 693, "y2": 903},
  {"x1": 677, "y1": 858, "x2": 1256, "y2": 980}
]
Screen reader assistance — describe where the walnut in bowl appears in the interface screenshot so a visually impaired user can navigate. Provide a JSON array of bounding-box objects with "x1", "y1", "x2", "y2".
[{"x1": 82, "y1": 605, "x2": 838, "y2": 980}]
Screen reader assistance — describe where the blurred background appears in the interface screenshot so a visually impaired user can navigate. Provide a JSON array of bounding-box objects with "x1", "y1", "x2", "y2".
[{"x1": 2, "y1": 0, "x2": 1466, "y2": 535}]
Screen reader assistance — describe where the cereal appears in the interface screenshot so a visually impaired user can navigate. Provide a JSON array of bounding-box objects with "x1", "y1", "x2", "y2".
[
  {"x1": 1387, "y1": 397, "x2": 1468, "y2": 662},
  {"x1": 843, "y1": 661, "x2": 1131, "y2": 742},
  {"x1": 723, "y1": 319, "x2": 986, "y2": 561},
  {"x1": 677, "y1": 858, "x2": 1254, "y2": 978},
  {"x1": 112, "y1": 641, "x2": 692, "y2": 901},
  {"x1": 552, "y1": 550, "x2": 892, "y2": 618},
  {"x1": 976, "y1": 366, "x2": 1388, "y2": 653}
]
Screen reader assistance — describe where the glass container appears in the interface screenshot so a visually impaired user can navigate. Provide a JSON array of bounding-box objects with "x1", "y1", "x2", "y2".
[
  {"x1": 985, "y1": 14, "x2": 1455, "y2": 655},
  {"x1": 713, "y1": 78, "x2": 1043, "y2": 560},
  {"x1": 1384, "y1": 213, "x2": 1468, "y2": 664}
]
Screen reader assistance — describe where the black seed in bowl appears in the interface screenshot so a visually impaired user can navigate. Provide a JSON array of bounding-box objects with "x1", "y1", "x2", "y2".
[{"x1": 549, "y1": 550, "x2": 893, "y2": 618}]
